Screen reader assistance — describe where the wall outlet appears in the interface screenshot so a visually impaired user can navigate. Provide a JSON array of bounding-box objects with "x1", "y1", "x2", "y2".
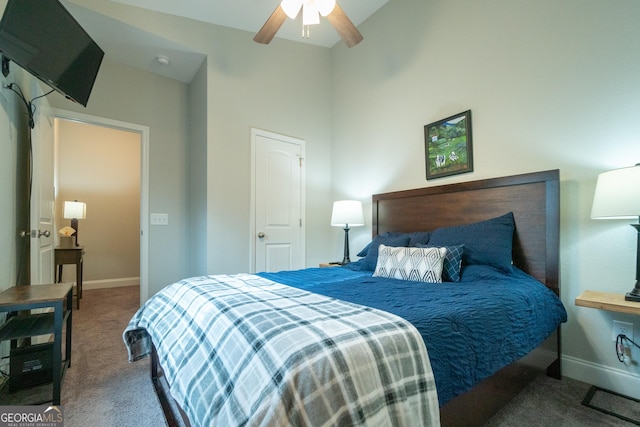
[
  {"x1": 150, "y1": 213, "x2": 169, "y2": 226},
  {"x1": 612, "y1": 320, "x2": 634, "y2": 342}
]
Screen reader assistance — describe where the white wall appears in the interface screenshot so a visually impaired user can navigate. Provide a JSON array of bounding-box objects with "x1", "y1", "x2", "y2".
[
  {"x1": 187, "y1": 60, "x2": 208, "y2": 276},
  {"x1": 203, "y1": 30, "x2": 333, "y2": 273},
  {"x1": 331, "y1": 0, "x2": 640, "y2": 398},
  {"x1": 52, "y1": 2, "x2": 335, "y2": 286},
  {"x1": 71, "y1": 0, "x2": 336, "y2": 273},
  {"x1": 48, "y1": 59, "x2": 191, "y2": 297}
]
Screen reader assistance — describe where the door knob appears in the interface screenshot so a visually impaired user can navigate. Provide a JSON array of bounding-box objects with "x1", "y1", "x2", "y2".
[
  {"x1": 38, "y1": 230, "x2": 51, "y2": 238},
  {"x1": 258, "y1": 232, "x2": 265, "y2": 238}
]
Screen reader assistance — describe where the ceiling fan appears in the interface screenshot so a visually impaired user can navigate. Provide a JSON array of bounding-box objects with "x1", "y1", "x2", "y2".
[{"x1": 254, "y1": 0, "x2": 364, "y2": 48}]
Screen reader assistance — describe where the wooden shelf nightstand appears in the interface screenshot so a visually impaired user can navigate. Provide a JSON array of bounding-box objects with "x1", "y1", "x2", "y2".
[
  {"x1": 574, "y1": 290, "x2": 640, "y2": 424},
  {"x1": 575, "y1": 291, "x2": 640, "y2": 315}
]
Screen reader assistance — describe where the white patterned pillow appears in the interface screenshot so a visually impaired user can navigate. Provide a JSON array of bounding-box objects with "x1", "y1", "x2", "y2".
[{"x1": 373, "y1": 244, "x2": 447, "y2": 283}]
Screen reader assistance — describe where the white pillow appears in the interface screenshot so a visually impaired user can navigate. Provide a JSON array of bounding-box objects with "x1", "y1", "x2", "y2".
[{"x1": 373, "y1": 244, "x2": 447, "y2": 283}]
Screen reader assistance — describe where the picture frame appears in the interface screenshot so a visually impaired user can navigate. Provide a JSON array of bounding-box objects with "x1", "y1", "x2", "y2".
[{"x1": 424, "y1": 110, "x2": 473, "y2": 180}]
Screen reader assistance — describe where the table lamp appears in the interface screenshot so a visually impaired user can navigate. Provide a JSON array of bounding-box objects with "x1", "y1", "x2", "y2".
[
  {"x1": 64, "y1": 200, "x2": 86, "y2": 246},
  {"x1": 591, "y1": 164, "x2": 640, "y2": 302},
  {"x1": 331, "y1": 200, "x2": 364, "y2": 265}
]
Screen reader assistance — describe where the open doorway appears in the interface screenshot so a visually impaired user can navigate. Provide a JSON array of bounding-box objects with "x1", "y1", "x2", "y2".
[
  {"x1": 50, "y1": 109, "x2": 150, "y2": 304},
  {"x1": 55, "y1": 119, "x2": 140, "y2": 298}
]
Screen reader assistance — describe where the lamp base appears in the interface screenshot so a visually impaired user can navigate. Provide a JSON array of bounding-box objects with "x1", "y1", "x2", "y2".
[
  {"x1": 625, "y1": 281, "x2": 640, "y2": 302},
  {"x1": 341, "y1": 226, "x2": 351, "y2": 266},
  {"x1": 625, "y1": 292, "x2": 640, "y2": 302},
  {"x1": 70, "y1": 218, "x2": 79, "y2": 246},
  {"x1": 625, "y1": 223, "x2": 640, "y2": 302}
]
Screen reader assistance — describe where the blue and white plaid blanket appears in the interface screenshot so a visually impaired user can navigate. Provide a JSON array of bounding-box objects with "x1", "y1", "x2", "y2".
[{"x1": 123, "y1": 274, "x2": 439, "y2": 426}]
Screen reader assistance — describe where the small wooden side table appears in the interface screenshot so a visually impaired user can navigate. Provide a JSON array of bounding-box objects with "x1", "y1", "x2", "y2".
[
  {"x1": 54, "y1": 246, "x2": 84, "y2": 309},
  {"x1": 575, "y1": 290, "x2": 640, "y2": 424},
  {"x1": 575, "y1": 290, "x2": 640, "y2": 315},
  {"x1": 0, "y1": 283, "x2": 73, "y2": 405}
]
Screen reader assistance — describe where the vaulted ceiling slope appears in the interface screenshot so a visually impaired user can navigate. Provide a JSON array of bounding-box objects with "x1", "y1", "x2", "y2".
[
  {"x1": 60, "y1": 0, "x2": 388, "y2": 83},
  {"x1": 112, "y1": 0, "x2": 387, "y2": 47}
]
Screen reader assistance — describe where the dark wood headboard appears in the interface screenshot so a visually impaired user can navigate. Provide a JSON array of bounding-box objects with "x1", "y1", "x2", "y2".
[{"x1": 372, "y1": 170, "x2": 560, "y2": 292}]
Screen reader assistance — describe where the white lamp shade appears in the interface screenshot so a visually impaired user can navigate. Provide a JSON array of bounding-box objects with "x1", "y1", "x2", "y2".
[
  {"x1": 64, "y1": 201, "x2": 86, "y2": 220},
  {"x1": 591, "y1": 164, "x2": 640, "y2": 219},
  {"x1": 331, "y1": 200, "x2": 364, "y2": 227}
]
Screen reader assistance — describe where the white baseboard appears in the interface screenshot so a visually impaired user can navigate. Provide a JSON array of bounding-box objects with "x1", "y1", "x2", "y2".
[
  {"x1": 83, "y1": 277, "x2": 140, "y2": 290},
  {"x1": 562, "y1": 354, "x2": 640, "y2": 399}
]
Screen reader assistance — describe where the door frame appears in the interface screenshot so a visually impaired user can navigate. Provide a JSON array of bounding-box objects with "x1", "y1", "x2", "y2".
[
  {"x1": 49, "y1": 108, "x2": 150, "y2": 303},
  {"x1": 249, "y1": 128, "x2": 306, "y2": 273}
]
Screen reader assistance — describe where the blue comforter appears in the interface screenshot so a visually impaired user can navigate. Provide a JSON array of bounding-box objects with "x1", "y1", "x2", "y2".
[{"x1": 258, "y1": 263, "x2": 567, "y2": 406}]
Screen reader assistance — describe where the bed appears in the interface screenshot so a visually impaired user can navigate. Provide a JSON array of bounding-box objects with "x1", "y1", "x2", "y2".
[{"x1": 124, "y1": 169, "x2": 567, "y2": 427}]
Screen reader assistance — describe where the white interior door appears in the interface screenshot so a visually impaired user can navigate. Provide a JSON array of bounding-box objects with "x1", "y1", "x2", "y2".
[
  {"x1": 29, "y1": 104, "x2": 55, "y2": 285},
  {"x1": 252, "y1": 129, "x2": 305, "y2": 273}
]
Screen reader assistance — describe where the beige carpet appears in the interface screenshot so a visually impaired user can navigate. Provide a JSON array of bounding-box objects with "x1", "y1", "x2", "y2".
[
  {"x1": 486, "y1": 374, "x2": 639, "y2": 426},
  {"x1": 61, "y1": 286, "x2": 166, "y2": 427},
  {"x1": 8, "y1": 285, "x2": 636, "y2": 426}
]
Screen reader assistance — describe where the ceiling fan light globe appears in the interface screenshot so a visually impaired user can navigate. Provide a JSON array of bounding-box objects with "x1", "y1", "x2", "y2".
[
  {"x1": 281, "y1": 0, "x2": 303, "y2": 19},
  {"x1": 317, "y1": 0, "x2": 336, "y2": 16},
  {"x1": 302, "y1": 2, "x2": 320, "y2": 25}
]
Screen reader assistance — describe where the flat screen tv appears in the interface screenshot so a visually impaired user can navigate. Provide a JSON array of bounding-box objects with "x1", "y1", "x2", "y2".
[{"x1": 0, "y1": 0, "x2": 104, "y2": 107}]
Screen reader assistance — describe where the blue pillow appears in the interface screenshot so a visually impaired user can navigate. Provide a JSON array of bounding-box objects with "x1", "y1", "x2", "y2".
[
  {"x1": 408, "y1": 231, "x2": 431, "y2": 246},
  {"x1": 357, "y1": 242, "x2": 372, "y2": 258},
  {"x1": 357, "y1": 231, "x2": 430, "y2": 257},
  {"x1": 361, "y1": 234, "x2": 411, "y2": 271},
  {"x1": 427, "y1": 213, "x2": 515, "y2": 273},
  {"x1": 418, "y1": 244, "x2": 465, "y2": 282}
]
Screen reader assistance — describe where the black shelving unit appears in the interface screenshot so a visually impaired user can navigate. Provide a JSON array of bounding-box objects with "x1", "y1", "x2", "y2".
[{"x1": 0, "y1": 284, "x2": 73, "y2": 405}]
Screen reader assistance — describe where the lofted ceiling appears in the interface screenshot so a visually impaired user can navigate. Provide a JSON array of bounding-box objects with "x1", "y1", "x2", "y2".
[
  {"x1": 62, "y1": 0, "x2": 388, "y2": 84},
  {"x1": 111, "y1": 0, "x2": 388, "y2": 48}
]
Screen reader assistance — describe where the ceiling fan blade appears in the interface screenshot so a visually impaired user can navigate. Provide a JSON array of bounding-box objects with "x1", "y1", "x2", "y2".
[
  {"x1": 254, "y1": 5, "x2": 288, "y2": 44},
  {"x1": 325, "y1": 4, "x2": 363, "y2": 48}
]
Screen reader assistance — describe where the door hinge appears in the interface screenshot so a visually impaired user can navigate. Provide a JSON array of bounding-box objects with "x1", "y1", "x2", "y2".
[
  {"x1": 298, "y1": 157, "x2": 304, "y2": 167},
  {"x1": 300, "y1": 218, "x2": 302, "y2": 227}
]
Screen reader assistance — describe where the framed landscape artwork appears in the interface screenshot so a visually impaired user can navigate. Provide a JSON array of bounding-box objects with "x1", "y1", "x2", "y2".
[{"x1": 424, "y1": 110, "x2": 473, "y2": 180}]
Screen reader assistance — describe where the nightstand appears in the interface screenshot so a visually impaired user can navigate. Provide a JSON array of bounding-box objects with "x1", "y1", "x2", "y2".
[
  {"x1": 575, "y1": 290, "x2": 640, "y2": 315},
  {"x1": 54, "y1": 246, "x2": 84, "y2": 309},
  {"x1": 0, "y1": 283, "x2": 73, "y2": 405},
  {"x1": 575, "y1": 290, "x2": 640, "y2": 424}
]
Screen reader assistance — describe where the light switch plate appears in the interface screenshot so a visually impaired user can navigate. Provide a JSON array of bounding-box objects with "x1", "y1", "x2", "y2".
[{"x1": 150, "y1": 213, "x2": 169, "y2": 226}]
